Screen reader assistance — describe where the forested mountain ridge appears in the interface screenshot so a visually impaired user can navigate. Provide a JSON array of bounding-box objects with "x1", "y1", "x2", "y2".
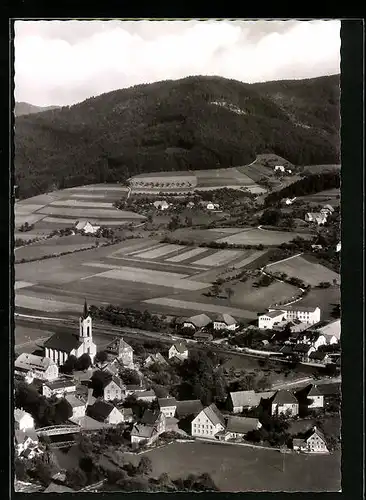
[
  {"x1": 15, "y1": 102, "x2": 60, "y2": 117},
  {"x1": 15, "y1": 74, "x2": 340, "y2": 199}
]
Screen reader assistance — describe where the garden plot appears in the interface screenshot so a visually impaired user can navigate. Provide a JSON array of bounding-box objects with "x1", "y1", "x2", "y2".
[
  {"x1": 193, "y1": 249, "x2": 243, "y2": 267},
  {"x1": 85, "y1": 267, "x2": 211, "y2": 291},
  {"x1": 267, "y1": 255, "x2": 340, "y2": 286},
  {"x1": 133, "y1": 244, "x2": 183, "y2": 260},
  {"x1": 216, "y1": 228, "x2": 313, "y2": 246},
  {"x1": 144, "y1": 297, "x2": 257, "y2": 319},
  {"x1": 165, "y1": 247, "x2": 208, "y2": 263}
]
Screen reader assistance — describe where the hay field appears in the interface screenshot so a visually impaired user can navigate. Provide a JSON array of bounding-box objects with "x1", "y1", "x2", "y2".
[
  {"x1": 266, "y1": 255, "x2": 340, "y2": 286},
  {"x1": 165, "y1": 247, "x2": 208, "y2": 263},
  {"x1": 216, "y1": 228, "x2": 313, "y2": 246},
  {"x1": 193, "y1": 249, "x2": 243, "y2": 267},
  {"x1": 15, "y1": 235, "x2": 97, "y2": 261},
  {"x1": 133, "y1": 244, "x2": 183, "y2": 260}
]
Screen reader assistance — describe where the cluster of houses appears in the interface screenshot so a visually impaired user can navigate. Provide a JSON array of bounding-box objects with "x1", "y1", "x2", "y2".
[
  {"x1": 305, "y1": 204, "x2": 335, "y2": 226},
  {"x1": 178, "y1": 313, "x2": 239, "y2": 342},
  {"x1": 274, "y1": 165, "x2": 292, "y2": 174},
  {"x1": 257, "y1": 306, "x2": 340, "y2": 365}
]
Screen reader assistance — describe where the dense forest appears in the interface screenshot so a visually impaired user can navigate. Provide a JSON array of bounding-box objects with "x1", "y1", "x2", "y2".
[
  {"x1": 15, "y1": 74, "x2": 340, "y2": 199},
  {"x1": 264, "y1": 171, "x2": 340, "y2": 206}
]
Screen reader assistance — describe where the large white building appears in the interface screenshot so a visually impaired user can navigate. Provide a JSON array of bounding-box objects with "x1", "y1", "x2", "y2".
[
  {"x1": 259, "y1": 306, "x2": 321, "y2": 329},
  {"x1": 43, "y1": 301, "x2": 97, "y2": 366},
  {"x1": 14, "y1": 409, "x2": 35, "y2": 431}
]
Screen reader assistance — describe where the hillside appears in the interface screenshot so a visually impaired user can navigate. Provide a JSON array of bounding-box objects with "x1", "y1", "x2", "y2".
[
  {"x1": 15, "y1": 74, "x2": 340, "y2": 199},
  {"x1": 15, "y1": 102, "x2": 60, "y2": 117}
]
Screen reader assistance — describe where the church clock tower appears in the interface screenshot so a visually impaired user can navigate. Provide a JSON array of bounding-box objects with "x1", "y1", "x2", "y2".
[{"x1": 79, "y1": 300, "x2": 97, "y2": 363}]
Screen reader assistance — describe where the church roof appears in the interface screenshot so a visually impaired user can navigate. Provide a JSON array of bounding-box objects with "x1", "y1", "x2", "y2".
[{"x1": 43, "y1": 333, "x2": 82, "y2": 353}]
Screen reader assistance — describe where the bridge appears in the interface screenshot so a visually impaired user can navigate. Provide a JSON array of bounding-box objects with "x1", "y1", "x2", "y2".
[
  {"x1": 36, "y1": 425, "x2": 81, "y2": 437},
  {"x1": 49, "y1": 440, "x2": 77, "y2": 449}
]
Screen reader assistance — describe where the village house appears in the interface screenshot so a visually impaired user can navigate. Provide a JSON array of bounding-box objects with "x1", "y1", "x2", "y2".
[
  {"x1": 311, "y1": 244, "x2": 323, "y2": 251},
  {"x1": 289, "y1": 343, "x2": 316, "y2": 361},
  {"x1": 228, "y1": 390, "x2": 275, "y2": 414},
  {"x1": 44, "y1": 302, "x2": 97, "y2": 365},
  {"x1": 218, "y1": 416, "x2": 262, "y2": 441},
  {"x1": 285, "y1": 197, "x2": 297, "y2": 205},
  {"x1": 183, "y1": 313, "x2": 212, "y2": 330},
  {"x1": 153, "y1": 200, "x2": 169, "y2": 211},
  {"x1": 103, "y1": 376, "x2": 126, "y2": 402},
  {"x1": 65, "y1": 394, "x2": 86, "y2": 420},
  {"x1": 14, "y1": 409, "x2": 34, "y2": 431},
  {"x1": 191, "y1": 403, "x2": 225, "y2": 438},
  {"x1": 75, "y1": 220, "x2": 100, "y2": 234},
  {"x1": 131, "y1": 409, "x2": 166, "y2": 446},
  {"x1": 99, "y1": 359, "x2": 120, "y2": 376},
  {"x1": 213, "y1": 313, "x2": 238, "y2": 331},
  {"x1": 186, "y1": 201, "x2": 195, "y2": 209},
  {"x1": 293, "y1": 331, "x2": 328, "y2": 350},
  {"x1": 86, "y1": 401, "x2": 124, "y2": 425},
  {"x1": 144, "y1": 352, "x2": 168, "y2": 368},
  {"x1": 336, "y1": 241, "x2": 341, "y2": 252},
  {"x1": 206, "y1": 202, "x2": 220, "y2": 211},
  {"x1": 15, "y1": 353, "x2": 59, "y2": 382},
  {"x1": 304, "y1": 385, "x2": 325, "y2": 408},
  {"x1": 125, "y1": 384, "x2": 146, "y2": 397},
  {"x1": 271, "y1": 390, "x2": 299, "y2": 417},
  {"x1": 258, "y1": 310, "x2": 287, "y2": 330},
  {"x1": 141, "y1": 409, "x2": 166, "y2": 434},
  {"x1": 15, "y1": 430, "x2": 42, "y2": 459},
  {"x1": 322, "y1": 204, "x2": 335, "y2": 215},
  {"x1": 316, "y1": 319, "x2": 341, "y2": 344},
  {"x1": 158, "y1": 397, "x2": 178, "y2": 418},
  {"x1": 105, "y1": 337, "x2": 134, "y2": 368},
  {"x1": 168, "y1": 342, "x2": 188, "y2": 361},
  {"x1": 274, "y1": 165, "x2": 285, "y2": 173},
  {"x1": 134, "y1": 389, "x2": 157, "y2": 403},
  {"x1": 305, "y1": 212, "x2": 328, "y2": 225},
  {"x1": 293, "y1": 426, "x2": 329, "y2": 453},
  {"x1": 117, "y1": 407, "x2": 134, "y2": 423},
  {"x1": 308, "y1": 351, "x2": 331, "y2": 365},
  {"x1": 42, "y1": 378, "x2": 77, "y2": 399}
]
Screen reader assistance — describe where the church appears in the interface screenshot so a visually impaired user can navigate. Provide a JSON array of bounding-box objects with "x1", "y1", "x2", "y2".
[{"x1": 43, "y1": 301, "x2": 97, "y2": 366}]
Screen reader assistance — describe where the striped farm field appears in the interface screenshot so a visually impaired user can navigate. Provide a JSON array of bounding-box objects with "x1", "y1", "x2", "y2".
[
  {"x1": 15, "y1": 294, "x2": 82, "y2": 312},
  {"x1": 266, "y1": 255, "x2": 340, "y2": 287},
  {"x1": 37, "y1": 206, "x2": 139, "y2": 219},
  {"x1": 83, "y1": 267, "x2": 211, "y2": 291},
  {"x1": 15, "y1": 213, "x2": 48, "y2": 226},
  {"x1": 216, "y1": 228, "x2": 313, "y2": 246},
  {"x1": 49, "y1": 199, "x2": 115, "y2": 208},
  {"x1": 165, "y1": 246, "x2": 208, "y2": 263},
  {"x1": 132, "y1": 244, "x2": 183, "y2": 260},
  {"x1": 193, "y1": 249, "x2": 243, "y2": 267}
]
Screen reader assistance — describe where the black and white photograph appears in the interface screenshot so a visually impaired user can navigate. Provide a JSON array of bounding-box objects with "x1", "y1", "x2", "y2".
[{"x1": 13, "y1": 18, "x2": 342, "y2": 493}]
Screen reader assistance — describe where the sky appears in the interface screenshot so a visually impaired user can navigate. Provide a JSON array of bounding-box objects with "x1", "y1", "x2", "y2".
[{"x1": 14, "y1": 19, "x2": 341, "y2": 107}]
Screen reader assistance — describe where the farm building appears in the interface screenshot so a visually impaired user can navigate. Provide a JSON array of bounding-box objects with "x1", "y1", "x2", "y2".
[
  {"x1": 44, "y1": 301, "x2": 97, "y2": 365},
  {"x1": 86, "y1": 401, "x2": 124, "y2": 425},
  {"x1": 293, "y1": 426, "x2": 329, "y2": 454},
  {"x1": 322, "y1": 204, "x2": 335, "y2": 214},
  {"x1": 308, "y1": 351, "x2": 332, "y2": 364},
  {"x1": 271, "y1": 390, "x2": 299, "y2": 417},
  {"x1": 292, "y1": 331, "x2": 328, "y2": 350},
  {"x1": 14, "y1": 409, "x2": 35, "y2": 432},
  {"x1": 65, "y1": 394, "x2": 86, "y2": 420},
  {"x1": 206, "y1": 202, "x2": 220, "y2": 210},
  {"x1": 158, "y1": 397, "x2": 178, "y2": 418},
  {"x1": 42, "y1": 378, "x2": 76, "y2": 399},
  {"x1": 213, "y1": 313, "x2": 238, "y2": 331},
  {"x1": 228, "y1": 390, "x2": 275, "y2": 413},
  {"x1": 311, "y1": 244, "x2": 323, "y2": 251},
  {"x1": 144, "y1": 352, "x2": 168, "y2": 368},
  {"x1": 183, "y1": 313, "x2": 212, "y2": 330},
  {"x1": 191, "y1": 403, "x2": 225, "y2": 438},
  {"x1": 15, "y1": 429, "x2": 41, "y2": 459},
  {"x1": 268, "y1": 306, "x2": 321, "y2": 326},
  {"x1": 336, "y1": 241, "x2": 341, "y2": 252},
  {"x1": 105, "y1": 337, "x2": 134, "y2": 368},
  {"x1": 103, "y1": 376, "x2": 126, "y2": 402},
  {"x1": 15, "y1": 353, "x2": 59, "y2": 382},
  {"x1": 218, "y1": 416, "x2": 262, "y2": 441},
  {"x1": 258, "y1": 310, "x2": 286, "y2": 330},
  {"x1": 153, "y1": 200, "x2": 169, "y2": 210},
  {"x1": 168, "y1": 342, "x2": 188, "y2": 361},
  {"x1": 285, "y1": 197, "x2": 296, "y2": 205},
  {"x1": 304, "y1": 385, "x2": 325, "y2": 408},
  {"x1": 75, "y1": 220, "x2": 100, "y2": 234}
]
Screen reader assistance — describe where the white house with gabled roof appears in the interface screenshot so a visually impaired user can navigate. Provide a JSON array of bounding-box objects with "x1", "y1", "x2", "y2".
[
  {"x1": 258, "y1": 310, "x2": 286, "y2": 329},
  {"x1": 191, "y1": 403, "x2": 225, "y2": 438},
  {"x1": 169, "y1": 342, "x2": 188, "y2": 361},
  {"x1": 213, "y1": 313, "x2": 238, "y2": 331}
]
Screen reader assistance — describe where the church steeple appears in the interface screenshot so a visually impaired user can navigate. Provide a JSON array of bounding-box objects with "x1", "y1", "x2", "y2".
[{"x1": 83, "y1": 299, "x2": 89, "y2": 319}]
